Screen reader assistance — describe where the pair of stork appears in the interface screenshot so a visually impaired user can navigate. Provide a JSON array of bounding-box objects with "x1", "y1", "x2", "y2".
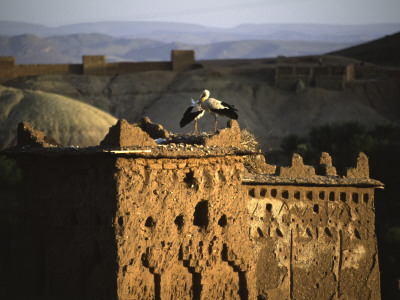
[{"x1": 179, "y1": 89, "x2": 238, "y2": 134}]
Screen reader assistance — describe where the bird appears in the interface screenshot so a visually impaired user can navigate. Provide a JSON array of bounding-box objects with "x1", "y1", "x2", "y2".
[
  {"x1": 179, "y1": 98, "x2": 205, "y2": 135},
  {"x1": 199, "y1": 89, "x2": 238, "y2": 133}
]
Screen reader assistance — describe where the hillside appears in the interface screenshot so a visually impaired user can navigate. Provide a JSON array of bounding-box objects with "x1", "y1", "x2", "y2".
[
  {"x1": 0, "y1": 85, "x2": 117, "y2": 148},
  {"x1": 331, "y1": 31, "x2": 400, "y2": 67}
]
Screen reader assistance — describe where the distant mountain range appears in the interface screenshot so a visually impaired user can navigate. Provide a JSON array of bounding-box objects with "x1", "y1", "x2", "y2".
[
  {"x1": 0, "y1": 33, "x2": 353, "y2": 64},
  {"x1": 0, "y1": 21, "x2": 399, "y2": 63},
  {"x1": 1, "y1": 21, "x2": 400, "y2": 43}
]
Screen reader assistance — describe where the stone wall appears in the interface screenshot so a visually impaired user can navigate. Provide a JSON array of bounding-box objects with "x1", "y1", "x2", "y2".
[{"x1": 1, "y1": 121, "x2": 383, "y2": 299}]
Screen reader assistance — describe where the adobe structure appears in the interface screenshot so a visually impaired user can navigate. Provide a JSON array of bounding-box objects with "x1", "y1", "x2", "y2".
[
  {"x1": 274, "y1": 56, "x2": 356, "y2": 91},
  {"x1": 2, "y1": 119, "x2": 383, "y2": 299}
]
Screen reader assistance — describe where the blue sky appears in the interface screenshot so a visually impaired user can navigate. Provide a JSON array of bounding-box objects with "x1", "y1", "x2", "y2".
[{"x1": 1, "y1": 0, "x2": 399, "y2": 28}]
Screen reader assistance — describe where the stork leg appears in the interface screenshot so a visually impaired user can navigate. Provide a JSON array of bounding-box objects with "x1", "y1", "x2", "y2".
[
  {"x1": 194, "y1": 119, "x2": 198, "y2": 135},
  {"x1": 214, "y1": 116, "x2": 218, "y2": 133}
]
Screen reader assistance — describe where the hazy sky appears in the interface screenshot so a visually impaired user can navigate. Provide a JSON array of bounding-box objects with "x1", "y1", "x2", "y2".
[{"x1": 1, "y1": 0, "x2": 399, "y2": 28}]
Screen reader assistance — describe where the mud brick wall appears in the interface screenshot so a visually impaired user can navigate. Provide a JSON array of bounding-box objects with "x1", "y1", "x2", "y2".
[
  {"x1": 16, "y1": 63, "x2": 82, "y2": 77},
  {"x1": 246, "y1": 184, "x2": 380, "y2": 299},
  {"x1": 114, "y1": 155, "x2": 256, "y2": 299}
]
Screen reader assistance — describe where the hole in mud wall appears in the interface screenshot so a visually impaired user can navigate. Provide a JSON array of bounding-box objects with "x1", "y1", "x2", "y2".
[
  {"x1": 248, "y1": 188, "x2": 256, "y2": 198},
  {"x1": 260, "y1": 188, "x2": 267, "y2": 197},
  {"x1": 324, "y1": 227, "x2": 333, "y2": 237},
  {"x1": 184, "y1": 170, "x2": 198, "y2": 189},
  {"x1": 340, "y1": 192, "x2": 346, "y2": 202},
  {"x1": 363, "y1": 193, "x2": 369, "y2": 204},
  {"x1": 193, "y1": 200, "x2": 209, "y2": 228},
  {"x1": 145, "y1": 216, "x2": 156, "y2": 228},
  {"x1": 354, "y1": 229, "x2": 361, "y2": 239},
  {"x1": 282, "y1": 190, "x2": 289, "y2": 199},
  {"x1": 154, "y1": 274, "x2": 161, "y2": 300},
  {"x1": 329, "y1": 192, "x2": 335, "y2": 201},
  {"x1": 306, "y1": 227, "x2": 313, "y2": 238},
  {"x1": 294, "y1": 191, "x2": 300, "y2": 200},
  {"x1": 221, "y1": 243, "x2": 228, "y2": 261},
  {"x1": 117, "y1": 216, "x2": 124, "y2": 226},
  {"x1": 178, "y1": 245, "x2": 184, "y2": 260},
  {"x1": 352, "y1": 193, "x2": 359, "y2": 203},
  {"x1": 218, "y1": 214, "x2": 227, "y2": 227},
  {"x1": 276, "y1": 228, "x2": 283, "y2": 238},
  {"x1": 271, "y1": 189, "x2": 277, "y2": 198},
  {"x1": 313, "y1": 204, "x2": 319, "y2": 214},
  {"x1": 319, "y1": 191, "x2": 325, "y2": 200},
  {"x1": 141, "y1": 253, "x2": 150, "y2": 268},
  {"x1": 266, "y1": 203, "x2": 272, "y2": 212},
  {"x1": 306, "y1": 191, "x2": 313, "y2": 200},
  {"x1": 174, "y1": 215, "x2": 184, "y2": 231},
  {"x1": 238, "y1": 271, "x2": 249, "y2": 300},
  {"x1": 192, "y1": 272, "x2": 202, "y2": 300},
  {"x1": 257, "y1": 227, "x2": 264, "y2": 238}
]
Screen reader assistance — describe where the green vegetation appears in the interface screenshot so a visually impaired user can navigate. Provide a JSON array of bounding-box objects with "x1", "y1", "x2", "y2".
[{"x1": 281, "y1": 121, "x2": 400, "y2": 298}]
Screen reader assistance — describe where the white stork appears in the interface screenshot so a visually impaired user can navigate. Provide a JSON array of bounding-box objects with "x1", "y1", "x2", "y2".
[
  {"x1": 199, "y1": 89, "x2": 238, "y2": 132},
  {"x1": 179, "y1": 98, "x2": 205, "y2": 135}
]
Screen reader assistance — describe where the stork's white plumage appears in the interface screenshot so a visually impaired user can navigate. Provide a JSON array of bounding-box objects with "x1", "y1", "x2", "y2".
[
  {"x1": 179, "y1": 98, "x2": 205, "y2": 134},
  {"x1": 199, "y1": 90, "x2": 238, "y2": 132}
]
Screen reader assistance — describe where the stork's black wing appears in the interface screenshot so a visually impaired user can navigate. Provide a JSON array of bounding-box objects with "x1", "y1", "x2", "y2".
[
  {"x1": 179, "y1": 106, "x2": 204, "y2": 128},
  {"x1": 210, "y1": 102, "x2": 239, "y2": 120}
]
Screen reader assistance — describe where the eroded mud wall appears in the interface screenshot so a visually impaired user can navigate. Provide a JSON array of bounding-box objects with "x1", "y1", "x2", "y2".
[
  {"x1": 246, "y1": 184, "x2": 380, "y2": 299},
  {"x1": 113, "y1": 155, "x2": 257, "y2": 299}
]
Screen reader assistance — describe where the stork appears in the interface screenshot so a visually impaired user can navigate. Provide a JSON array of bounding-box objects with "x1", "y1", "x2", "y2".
[
  {"x1": 199, "y1": 89, "x2": 238, "y2": 132},
  {"x1": 179, "y1": 98, "x2": 205, "y2": 135}
]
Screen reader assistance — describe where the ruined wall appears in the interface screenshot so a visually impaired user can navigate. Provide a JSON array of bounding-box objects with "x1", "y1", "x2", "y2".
[{"x1": 274, "y1": 64, "x2": 355, "y2": 91}]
